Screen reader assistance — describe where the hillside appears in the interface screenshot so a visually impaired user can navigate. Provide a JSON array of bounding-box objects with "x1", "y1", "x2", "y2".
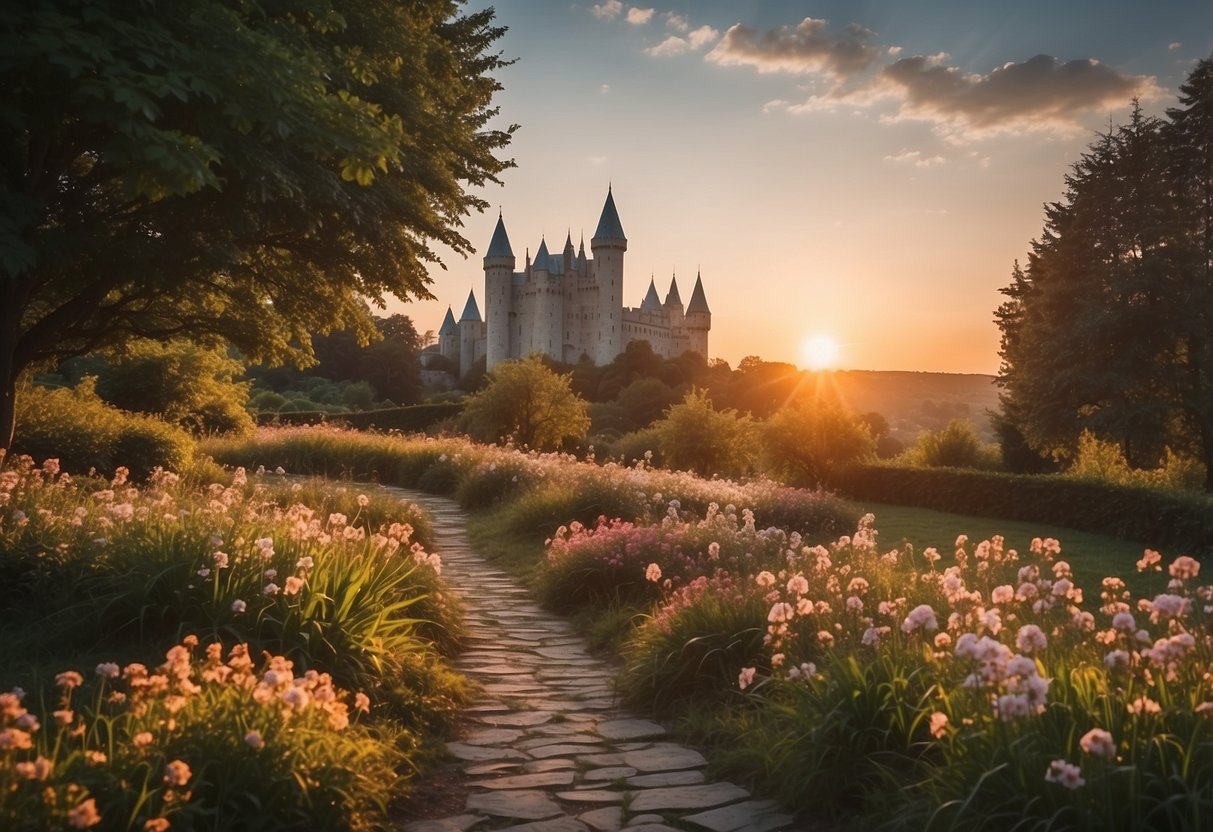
[{"x1": 829, "y1": 370, "x2": 1001, "y2": 442}]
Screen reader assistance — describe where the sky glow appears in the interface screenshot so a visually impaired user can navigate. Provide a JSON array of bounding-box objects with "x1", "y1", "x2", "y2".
[{"x1": 387, "y1": 1, "x2": 1213, "y2": 374}]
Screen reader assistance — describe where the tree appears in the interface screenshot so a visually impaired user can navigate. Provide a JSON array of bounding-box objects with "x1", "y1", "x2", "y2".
[
  {"x1": 996, "y1": 64, "x2": 1213, "y2": 488},
  {"x1": 654, "y1": 388, "x2": 756, "y2": 478},
  {"x1": 91, "y1": 339, "x2": 254, "y2": 436},
  {"x1": 0, "y1": 1, "x2": 515, "y2": 447},
  {"x1": 461, "y1": 357, "x2": 590, "y2": 451},
  {"x1": 761, "y1": 397, "x2": 874, "y2": 486}
]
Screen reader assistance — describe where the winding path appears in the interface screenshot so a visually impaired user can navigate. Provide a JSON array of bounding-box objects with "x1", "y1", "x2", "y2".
[{"x1": 397, "y1": 491, "x2": 799, "y2": 832}]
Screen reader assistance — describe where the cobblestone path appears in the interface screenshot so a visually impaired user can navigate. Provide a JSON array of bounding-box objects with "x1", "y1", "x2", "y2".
[{"x1": 398, "y1": 491, "x2": 798, "y2": 832}]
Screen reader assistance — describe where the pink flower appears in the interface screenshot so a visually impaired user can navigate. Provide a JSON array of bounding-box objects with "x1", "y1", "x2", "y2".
[
  {"x1": 163, "y1": 759, "x2": 192, "y2": 787},
  {"x1": 738, "y1": 667, "x2": 756, "y2": 690},
  {"x1": 284, "y1": 576, "x2": 304, "y2": 596},
  {"x1": 1045, "y1": 759, "x2": 1085, "y2": 789},
  {"x1": 245, "y1": 730, "x2": 264, "y2": 750},
  {"x1": 645, "y1": 563, "x2": 662, "y2": 582},
  {"x1": 55, "y1": 670, "x2": 84, "y2": 689},
  {"x1": 1079, "y1": 727, "x2": 1116, "y2": 759},
  {"x1": 929, "y1": 712, "x2": 949, "y2": 739}
]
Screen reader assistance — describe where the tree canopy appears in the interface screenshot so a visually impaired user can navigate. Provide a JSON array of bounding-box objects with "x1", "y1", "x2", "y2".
[
  {"x1": 996, "y1": 58, "x2": 1213, "y2": 488},
  {"x1": 0, "y1": 0, "x2": 515, "y2": 446},
  {"x1": 461, "y1": 357, "x2": 590, "y2": 451}
]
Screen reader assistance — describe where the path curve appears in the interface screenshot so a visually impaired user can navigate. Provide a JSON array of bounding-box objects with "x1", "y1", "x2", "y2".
[{"x1": 397, "y1": 490, "x2": 799, "y2": 832}]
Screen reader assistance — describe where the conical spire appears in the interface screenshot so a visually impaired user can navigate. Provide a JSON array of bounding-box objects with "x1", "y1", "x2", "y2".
[
  {"x1": 664, "y1": 274, "x2": 683, "y2": 308},
  {"x1": 687, "y1": 272, "x2": 711, "y2": 315},
  {"x1": 439, "y1": 305, "x2": 458, "y2": 336},
  {"x1": 641, "y1": 277, "x2": 662, "y2": 311},
  {"x1": 593, "y1": 185, "x2": 626, "y2": 241},
  {"x1": 459, "y1": 289, "x2": 482, "y2": 322},
  {"x1": 533, "y1": 237, "x2": 550, "y2": 270},
  {"x1": 564, "y1": 230, "x2": 574, "y2": 252},
  {"x1": 486, "y1": 211, "x2": 513, "y2": 258}
]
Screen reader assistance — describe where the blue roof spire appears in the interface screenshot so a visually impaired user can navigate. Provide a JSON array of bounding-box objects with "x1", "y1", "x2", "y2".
[
  {"x1": 593, "y1": 185, "x2": 626, "y2": 241},
  {"x1": 439, "y1": 306, "x2": 458, "y2": 336},
  {"x1": 486, "y1": 211, "x2": 513, "y2": 258},
  {"x1": 459, "y1": 289, "x2": 482, "y2": 322}
]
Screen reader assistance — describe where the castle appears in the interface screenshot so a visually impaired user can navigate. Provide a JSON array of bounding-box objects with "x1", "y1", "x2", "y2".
[{"x1": 434, "y1": 187, "x2": 711, "y2": 376}]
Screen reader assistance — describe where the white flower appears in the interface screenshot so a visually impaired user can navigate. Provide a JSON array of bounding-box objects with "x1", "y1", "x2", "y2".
[
  {"x1": 1045, "y1": 759, "x2": 1085, "y2": 789},
  {"x1": 1079, "y1": 728, "x2": 1115, "y2": 759},
  {"x1": 738, "y1": 667, "x2": 756, "y2": 690},
  {"x1": 231, "y1": 599, "x2": 246, "y2": 613}
]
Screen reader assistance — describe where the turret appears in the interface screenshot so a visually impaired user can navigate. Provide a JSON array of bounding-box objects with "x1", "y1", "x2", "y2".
[
  {"x1": 685, "y1": 271, "x2": 711, "y2": 358},
  {"x1": 530, "y1": 237, "x2": 560, "y2": 360},
  {"x1": 664, "y1": 274, "x2": 684, "y2": 326},
  {"x1": 640, "y1": 278, "x2": 662, "y2": 311},
  {"x1": 590, "y1": 186, "x2": 627, "y2": 364},
  {"x1": 563, "y1": 231, "x2": 575, "y2": 275},
  {"x1": 483, "y1": 212, "x2": 515, "y2": 371},
  {"x1": 459, "y1": 289, "x2": 482, "y2": 377},
  {"x1": 438, "y1": 306, "x2": 460, "y2": 365}
]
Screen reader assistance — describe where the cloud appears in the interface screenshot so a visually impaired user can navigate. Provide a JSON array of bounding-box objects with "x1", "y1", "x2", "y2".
[
  {"x1": 706, "y1": 18, "x2": 884, "y2": 79},
  {"x1": 600, "y1": 83, "x2": 610, "y2": 94},
  {"x1": 645, "y1": 25, "x2": 718, "y2": 57},
  {"x1": 591, "y1": 0, "x2": 622, "y2": 21},
  {"x1": 1169, "y1": 42, "x2": 1182, "y2": 50},
  {"x1": 872, "y1": 53, "x2": 1161, "y2": 136},
  {"x1": 626, "y1": 7, "x2": 654, "y2": 25},
  {"x1": 762, "y1": 98, "x2": 791, "y2": 114},
  {"x1": 664, "y1": 12, "x2": 689, "y2": 32},
  {"x1": 884, "y1": 149, "x2": 946, "y2": 167}
]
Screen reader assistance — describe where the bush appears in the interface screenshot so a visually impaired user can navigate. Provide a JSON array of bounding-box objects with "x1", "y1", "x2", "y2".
[
  {"x1": 1068, "y1": 430, "x2": 1206, "y2": 491},
  {"x1": 827, "y1": 463, "x2": 1213, "y2": 555},
  {"x1": 460, "y1": 357, "x2": 590, "y2": 450},
  {"x1": 902, "y1": 419, "x2": 1000, "y2": 470},
  {"x1": 761, "y1": 397, "x2": 874, "y2": 486},
  {"x1": 12, "y1": 381, "x2": 194, "y2": 478},
  {"x1": 654, "y1": 389, "x2": 756, "y2": 478}
]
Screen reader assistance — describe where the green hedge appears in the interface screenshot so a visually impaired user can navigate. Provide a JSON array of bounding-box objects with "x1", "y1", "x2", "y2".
[
  {"x1": 256, "y1": 402, "x2": 463, "y2": 432},
  {"x1": 828, "y1": 463, "x2": 1213, "y2": 556}
]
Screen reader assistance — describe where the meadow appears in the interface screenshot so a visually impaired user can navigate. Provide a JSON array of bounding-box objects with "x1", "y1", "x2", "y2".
[{"x1": 4, "y1": 426, "x2": 1210, "y2": 830}]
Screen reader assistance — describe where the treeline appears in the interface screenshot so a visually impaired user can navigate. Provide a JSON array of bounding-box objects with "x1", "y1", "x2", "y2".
[{"x1": 997, "y1": 57, "x2": 1213, "y2": 489}]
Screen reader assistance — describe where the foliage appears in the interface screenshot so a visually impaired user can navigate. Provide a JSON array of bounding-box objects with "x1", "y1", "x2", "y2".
[
  {"x1": 901, "y1": 419, "x2": 1001, "y2": 470},
  {"x1": 827, "y1": 463, "x2": 1213, "y2": 556},
  {"x1": 13, "y1": 381, "x2": 194, "y2": 478},
  {"x1": 997, "y1": 60, "x2": 1213, "y2": 489},
  {"x1": 460, "y1": 357, "x2": 591, "y2": 450},
  {"x1": 54, "y1": 339, "x2": 255, "y2": 436},
  {"x1": 0, "y1": 448, "x2": 468, "y2": 830},
  {"x1": 0, "y1": 640, "x2": 401, "y2": 832},
  {"x1": 761, "y1": 396, "x2": 875, "y2": 486},
  {"x1": 654, "y1": 389, "x2": 757, "y2": 478},
  {"x1": 0, "y1": 1, "x2": 515, "y2": 447},
  {"x1": 257, "y1": 402, "x2": 463, "y2": 433},
  {"x1": 1068, "y1": 430, "x2": 1206, "y2": 491}
]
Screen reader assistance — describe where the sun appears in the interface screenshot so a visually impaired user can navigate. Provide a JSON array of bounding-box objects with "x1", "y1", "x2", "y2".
[{"x1": 801, "y1": 334, "x2": 841, "y2": 371}]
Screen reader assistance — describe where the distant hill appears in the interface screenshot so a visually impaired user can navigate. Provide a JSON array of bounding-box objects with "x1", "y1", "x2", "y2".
[{"x1": 828, "y1": 370, "x2": 1001, "y2": 442}]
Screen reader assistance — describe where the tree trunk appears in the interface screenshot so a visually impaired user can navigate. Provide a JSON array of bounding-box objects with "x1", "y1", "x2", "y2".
[{"x1": 0, "y1": 350, "x2": 15, "y2": 452}]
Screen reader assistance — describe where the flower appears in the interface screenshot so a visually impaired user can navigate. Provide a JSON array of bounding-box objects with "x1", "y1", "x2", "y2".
[
  {"x1": 55, "y1": 670, "x2": 84, "y2": 689},
  {"x1": 1015, "y1": 624, "x2": 1047, "y2": 654},
  {"x1": 95, "y1": 662, "x2": 121, "y2": 679},
  {"x1": 1079, "y1": 727, "x2": 1116, "y2": 759},
  {"x1": 755, "y1": 571, "x2": 776, "y2": 588},
  {"x1": 284, "y1": 576, "x2": 305, "y2": 596},
  {"x1": 901, "y1": 604, "x2": 939, "y2": 633},
  {"x1": 245, "y1": 730, "x2": 264, "y2": 750},
  {"x1": 231, "y1": 599, "x2": 246, "y2": 613},
  {"x1": 1045, "y1": 759, "x2": 1085, "y2": 789},
  {"x1": 738, "y1": 667, "x2": 756, "y2": 690},
  {"x1": 354, "y1": 692, "x2": 371, "y2": 713},
  {"x1": 144, "y1": 819, "x2": 171, "y2": 832},
  {"x1": 263, "y1": 582, "x2": 280, "y2": 595},
  {"x1": 1169, "y1": 555, "x2": 1200, "y2": 581},
  {"x1": 164, "y1": 759, "x2": 192, "y2": 787},
  {"x1": 133, "y1": 731, "x2": 154, "y2": 747},
  {"x1": 929, "y1": 712, "x2": 949, "y2": 739},
  {"x1": 68, "y1": 798, "x2": 101, "y2": 828},
  {"x1": 645, "y1": 563, "x2": 662, "y2": 582}
]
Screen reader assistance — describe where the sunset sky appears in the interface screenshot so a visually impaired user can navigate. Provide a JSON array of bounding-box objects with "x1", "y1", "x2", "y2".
[{"x1": 389, "y1": 1, "x2": 1213, "y2": 375}]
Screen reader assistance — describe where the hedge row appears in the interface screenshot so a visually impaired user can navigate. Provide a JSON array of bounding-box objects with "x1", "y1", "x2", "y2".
[
  {"x1": 255, "y1": 402, "x2": 463, "y2": 433},
  {"x1": 827, "y1": 463, "x2": 1213, "y2": 556}
]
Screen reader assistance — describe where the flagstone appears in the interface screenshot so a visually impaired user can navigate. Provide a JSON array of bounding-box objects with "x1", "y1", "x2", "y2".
[
  {"x1": 622, "y1": 745, "x2": 708, "y2": 772},
  {"x1": 625, "y1": 770, "x2": 705, "y2": 788},
  {"x1": 466, "y1": 791, "x2": 562, "y2": 821},
  {"x1": 402, "y1": 814, "x2": 485, "y2": 832},
  {"x1": 446, "y1": 742, "x2": 529, "y2": 763},
  {"x1": 578, "y1": 806, "x2": 623, "y2": 832},
  {"x1": 628, "y1": 783, "x2": 751, "y2": 813},
  {"x1": 469, "y1": 771, "x2": 575, "y2": 790},
  {"x1": 595, "y1": 719, "x2": 666, "y2": 741}
]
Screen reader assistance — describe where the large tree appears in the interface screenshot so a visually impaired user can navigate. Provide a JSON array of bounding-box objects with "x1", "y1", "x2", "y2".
[
  {"x1": 461, "y1": 357, "x2": 590, "y2": 451},
  {"x1": 996, "y1": 59, "x2": 1213, "y2": 487},
  {"x1": 0, "y1": 0, "x2": 514, "y2": 447}
]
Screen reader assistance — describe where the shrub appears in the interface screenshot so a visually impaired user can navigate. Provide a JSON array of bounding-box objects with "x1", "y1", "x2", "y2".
[
  {"x1": 12, "y1": 381, "x2": 194, "y2": 478},
  {"x1": 603, "y1": 426, "x2": 664, "y2": 467},
  {"x1": 1068, "y1": 430, "x2": 1206, "y2": 491},
  {"x1": 827, "y1": 463, "x2": 1213, "y2": 555},
  {"x1": 902, "y1": 419, "x2": 1000, "y2": 470},
  {"x1": 461, "y1": 357, "x2": 590, "y2": 450},
  {"x1": 761, "y1": 397, "x2": 875, "y2": 486},
  {"x1": 654, "y1": 388, "x2": 756, "y2": 478}
]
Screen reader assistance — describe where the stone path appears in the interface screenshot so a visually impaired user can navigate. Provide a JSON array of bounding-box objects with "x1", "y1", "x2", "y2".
[{"x1": 398, "y1": 491, "x2": 799, "y2": 832}]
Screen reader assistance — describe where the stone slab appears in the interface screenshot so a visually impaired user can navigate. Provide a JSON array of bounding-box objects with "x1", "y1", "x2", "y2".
[
  {"x1": 622, "y1": 745, "x2": 708, "y2": 772},
  {"x1": 595, "y1": 719, "x2": 667, "y2": 741},
  {"x1": 682, "y1": 801, "x2": 788, "y2": 832},
  {"x1": 578, "y1": 806, "x2": 623, "y2": 832},
  {"x1": 464, "y1": 727, "x2": 525, "y2": 745},
  {"x1": 402, "y1": 815, "x2": 485, "y2": 832},
  {"x1": 496, "y1": 820, "x2": 589, "y2": 832},
  {"x1": 446, "y1": 742, "x2": 529, "y2": 763},
  {"x1": 553, "y1": 789, "x2": 625, "y2": 804},
  {"x1": 625, "y1": 770, "x2": 705, "y2": 788},
  {"x1": 470, "y1": 771, "x2": 575, "y2": 790},
  {"x1": 528, "y1": 743, "x2": 606, "y2": 759},
  {"x1": 466, "y1": 790, "x2": 562, "y2": 821},
  {"x1": 628, "y1": 783, "x2": 751, "y2": 813},
  {"x1": 582, "y1": 766, "x2": 638, "y2": 782}
]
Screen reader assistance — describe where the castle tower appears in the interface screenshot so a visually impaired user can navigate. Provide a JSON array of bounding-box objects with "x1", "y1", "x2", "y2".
[
  {"x1": 685, "y1": 271, "x2": 711, "y2": 358},
  {"x1": 438, "y1": 306, "x2": 460, "y2": 365},
  {"x1": 590, "y1": 186, "x2": 627, "y2": 364},
  {"x1": 483, "y1": 212, "x2": 515, "y2": 371},
  {"x1": 664, "y1": 274, "x2": 684, "y2": 326},
  {"x1": 530, "y1": 237, "x2": 561, "y2": 360},
  {"x1": 458, "y1": 289, "x2": 482, "y2": 377}
]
